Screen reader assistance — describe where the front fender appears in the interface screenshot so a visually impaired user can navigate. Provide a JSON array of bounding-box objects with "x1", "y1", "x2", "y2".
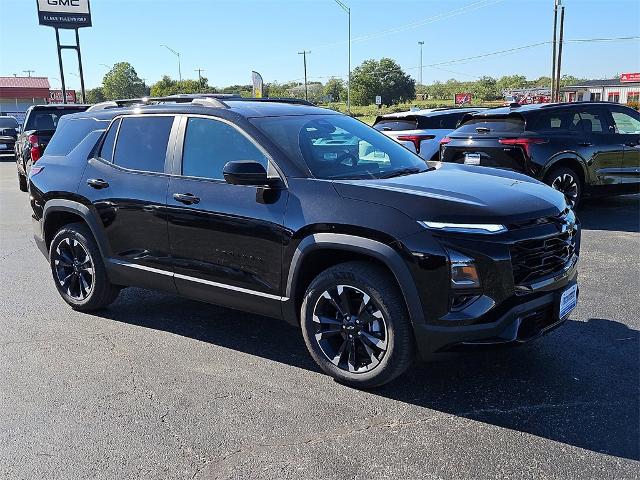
[{"x1": 281, "y1": 233, "x2": 425, "y2": 328}]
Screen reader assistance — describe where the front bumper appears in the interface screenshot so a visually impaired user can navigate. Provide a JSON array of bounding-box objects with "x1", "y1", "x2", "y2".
[{"x1": 413, "y1": 271, "x2": 578, "y2": 355}]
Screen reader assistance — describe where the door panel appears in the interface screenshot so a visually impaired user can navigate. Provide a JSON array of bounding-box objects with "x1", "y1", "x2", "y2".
[
  {"x1": 77, "y1": 115, "x2": 177, "y2": 292},
  {"x1": 166, "y1": 116, "x2": 287, "y2": 318},
  {"x1": 166, "y1": 178, "x2": 287, "y2": 317}
]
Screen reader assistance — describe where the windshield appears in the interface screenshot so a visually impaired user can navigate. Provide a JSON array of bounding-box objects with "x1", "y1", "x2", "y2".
[
  {"x1": 25, "y1": 107, "x2": 86, "y2": 131},
  {"x1": 251, "y1": 114, "x2": 427, "y2": 180},
  {"x1": 0, "y1": 117, "x2": 18, "y2": 128}
]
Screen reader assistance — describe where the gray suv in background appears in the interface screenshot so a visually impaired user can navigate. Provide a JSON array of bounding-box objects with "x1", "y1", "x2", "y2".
[{"x1": 373, "y1": 107, "x2": 486, "y2": 161}]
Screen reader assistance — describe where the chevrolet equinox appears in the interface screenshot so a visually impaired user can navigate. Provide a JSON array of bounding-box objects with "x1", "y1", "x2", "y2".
[{"x1": 28, "y1": 95, "x2": 580, "y2": 387}]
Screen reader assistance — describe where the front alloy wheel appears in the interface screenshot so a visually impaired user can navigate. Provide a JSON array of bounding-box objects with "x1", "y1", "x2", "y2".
[
  {"x1": 312, "y1": 285, "x2": 388, "y2": 373},
  {"x1": 301, "y1": 261, "x2": 415, "y2": 388}
]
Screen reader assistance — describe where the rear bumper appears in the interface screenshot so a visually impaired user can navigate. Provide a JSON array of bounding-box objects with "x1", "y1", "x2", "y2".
[
  {"x1": 33, "y1": 216, "x2": 48, "y2": 258},
  {"x1": 413, "y1": 274, "x2": 577, "y2": 356}
]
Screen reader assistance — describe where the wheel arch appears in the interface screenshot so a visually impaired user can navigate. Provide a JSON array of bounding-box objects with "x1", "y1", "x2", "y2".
[
  {"x1": 541, "y1": 154, "x2": 589, "y2": 187},
  {"x1": 282, "y1": 233, "x2": 424, "y2": 328},
  {"x1": 43, "y1": 200, "x2": 110, "y2": 258}
]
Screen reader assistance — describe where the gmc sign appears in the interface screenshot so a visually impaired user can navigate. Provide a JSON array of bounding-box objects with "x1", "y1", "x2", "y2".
[{"x1": 36, "y1": 0, "x2": 92, "y2": 29}]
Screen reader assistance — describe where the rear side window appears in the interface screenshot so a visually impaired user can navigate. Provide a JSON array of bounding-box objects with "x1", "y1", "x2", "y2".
[
  {"x1": 373, "y1": 118, "x2": 417, "y2": 131},
  {"x1": 181, "y1": 117, "x2": 268, "y2": 180},
  {"x1": 612, "y1": 110, "x2": 640, "y2": 134},
  {"x1": 456, "y1": 116, "x2": 525, "y2": 134},
  {"x1": 45, "y1": 118, "x2": 109, "y2": 156},
  {"x1": 113, "y1": 116, "x2": 174, "y2": 173},
  {"x1": 573, "y1": 109, "x2": 607, "y2": 134},
  {"x1": 99, "y1": 118, "x2": 120, "y2": 162},
  {"x1": 532, "y1": 110, "x2": 580, "y2": 132}
]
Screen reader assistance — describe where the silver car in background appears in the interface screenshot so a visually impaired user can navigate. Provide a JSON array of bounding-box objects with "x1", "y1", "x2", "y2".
[{"x1": 372, "y1": 107, "x2": 486, "y2": 161}]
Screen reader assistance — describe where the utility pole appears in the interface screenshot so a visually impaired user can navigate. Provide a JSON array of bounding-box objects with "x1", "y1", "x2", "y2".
[
  {"x1": 555, "y1": 4, "x2": 565, "y2": 102},
  {"x1": 298, "y1": 51, "x2": 310, "y2": 101},
  {"x1": 334, "y1": 0, "x2": 351, "y2": 114},
  {"x1": 418, "y1": 41, "x2": 424, "y2": 86},
  {"x1": 551, "y1": 0, "x2": 559, "y2": 101},
  {"x1": 195, "y1": 68, "x2": 205, "y2": 86},
  {"x1": 23, "y1": 70, "x2": 35, "y2": 77}
]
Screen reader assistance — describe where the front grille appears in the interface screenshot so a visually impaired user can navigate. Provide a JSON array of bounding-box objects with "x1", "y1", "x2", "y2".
[{"x1": 510, "y1": 228, "x2": 577, "y2": 285}]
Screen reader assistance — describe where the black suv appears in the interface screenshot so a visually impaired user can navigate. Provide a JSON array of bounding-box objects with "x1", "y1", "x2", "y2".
[
  {"x1": 440, "y1": 102, "x2": 640, "y2": 206},
  {"x1": 29, "y1": 95, "x2": 580, "y2": 387},
  {"x1": 0, "y1": 115, "x2": 20, "y2": 157},
  {"x1": 15, "y1": 104, "x2": 88, "y2": 191}
]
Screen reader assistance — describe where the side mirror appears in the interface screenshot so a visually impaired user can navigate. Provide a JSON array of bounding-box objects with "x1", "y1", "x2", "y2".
[{"x1": 223, "y1": 160, "x2": 273, "y2": 186}]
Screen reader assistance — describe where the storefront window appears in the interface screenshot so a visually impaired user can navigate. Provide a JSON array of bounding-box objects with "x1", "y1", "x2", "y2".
[
  {"x1": 608, "y1": 92, "x2": 620, "y2": 103},
  {"x1": 627, "y1": 92, "x2": 639, "y2": 104},
  {"x1": 591, "y1": 92, "x2": 601, "y2": 101}
]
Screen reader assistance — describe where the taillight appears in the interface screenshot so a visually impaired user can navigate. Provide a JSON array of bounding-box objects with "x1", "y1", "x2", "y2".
[
  {"x1": 498, "y1": 137, "x2": 548, "y2": 158},
  {"x1": 396, "y1": 134, "x2": 436, "y2": 154},
  {"x1": 440, "y1": 136, "x2": 452, "y2": 145},
  {"x1": 28, "y1": 134, "x2": 42, "y2": 162}
]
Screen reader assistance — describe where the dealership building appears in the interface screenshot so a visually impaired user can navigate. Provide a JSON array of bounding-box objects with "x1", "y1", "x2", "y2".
[
  {"x1": 561, "y1": 75, "x2": 640, "y2": 104},
  {"x1": 0, "y1": 76, "x2": 51, "y2": 125}
]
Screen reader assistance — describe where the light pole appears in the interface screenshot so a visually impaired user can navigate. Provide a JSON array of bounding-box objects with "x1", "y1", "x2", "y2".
[
  {"x1": 418, "y1": 41, "x2": 424, "y2": 85},
  {"x1": 161, "y1": 44, "x2": 182, "y2": 81},
  {"x1": 298, "y1": 51, "x2": 310, "y2": 101},
  {"x1": 334, "y1": 0, "x2": 351, "y2": 114}
]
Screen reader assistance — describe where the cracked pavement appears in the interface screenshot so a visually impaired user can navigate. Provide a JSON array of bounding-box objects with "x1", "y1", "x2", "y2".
[{"x1": 0, "y1": 159, "x2": 638, "y2": 479}]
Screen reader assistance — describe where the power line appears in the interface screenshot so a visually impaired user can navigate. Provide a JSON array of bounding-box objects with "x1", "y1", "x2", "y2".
[{"x1": 314, "y1": 0, "x2": 504, "y2": 50}]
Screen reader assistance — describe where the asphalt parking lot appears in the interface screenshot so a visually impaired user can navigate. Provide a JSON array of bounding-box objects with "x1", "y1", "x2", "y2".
[{"x1": 0, "y1": 158, "x2": 638, "y2": 480}]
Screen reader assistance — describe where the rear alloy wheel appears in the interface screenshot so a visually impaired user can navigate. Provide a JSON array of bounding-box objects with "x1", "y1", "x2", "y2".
[
  {"x1": 50, "y1": 222, "x2": 120, "y2": 311},
  {"x1": 301, "y1": 261, "x2": 415, "y2": 388},
  {"x1": 545, "y1": 166, "x2": 582, "y2": 207}
]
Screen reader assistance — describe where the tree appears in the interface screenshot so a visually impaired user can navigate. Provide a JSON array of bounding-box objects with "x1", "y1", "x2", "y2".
[
  {"x1": 102, "y1": 62, "x2": 146, "y2": 100},
  {"x1": 324, "y1": 77, "x2": 345, "y2": 102},
  {"x1": 149, "y1": 75, "x2": 217, "y2": 96},
  {"x1": 351, "y1": 58, "x2": 415, "y2": 106},
  {"x1": 85, "y1": 87, "x2": 105, "y2": 104},
  {"x1": 472, "y1": 76, "x2": 499, "y2": 101},
  {"x1": 496, "y1": 75, "x2": 528, "y2": 92}
]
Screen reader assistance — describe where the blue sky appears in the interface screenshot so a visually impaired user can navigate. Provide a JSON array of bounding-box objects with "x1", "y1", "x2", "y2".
[{"x1": 1, "y1": 0, "x2": 639, "y2": 91}]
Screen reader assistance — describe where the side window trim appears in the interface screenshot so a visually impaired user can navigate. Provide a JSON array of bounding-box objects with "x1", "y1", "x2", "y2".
[
  {"x1": 176, "y1": 114, "x2": 280, "y2": 183},
  {"x1": 97, "y1": 116, "x2": 122, "y2": 162}
]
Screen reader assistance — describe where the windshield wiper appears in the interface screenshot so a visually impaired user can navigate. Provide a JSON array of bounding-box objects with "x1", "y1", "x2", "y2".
[{"x1": 377, "y1": 167, "x2": 431, "y2": 179}]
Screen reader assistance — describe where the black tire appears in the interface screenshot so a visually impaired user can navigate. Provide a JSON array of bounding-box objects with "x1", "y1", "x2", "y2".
[
  {"x1": 49, "y1": 222, "x2": 120, "y2": 311},
  {"x1": 544, "y1": 166, "x2": 582, "y2": 208},
  {"x1": 17, "y1": 171, "x2": 27, "y2": 192},
  {"x1": 301, "y1": 261, "x2": 415, "y2": 388}
]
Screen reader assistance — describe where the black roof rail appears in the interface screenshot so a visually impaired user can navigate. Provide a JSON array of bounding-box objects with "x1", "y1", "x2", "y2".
[{"x1": 230, "y1": 97, "x2": 316, "y2": 106}]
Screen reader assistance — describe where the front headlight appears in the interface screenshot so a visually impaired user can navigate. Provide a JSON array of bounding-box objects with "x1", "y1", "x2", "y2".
[{"x1": 419, "y1": 221, "x2": 507, "y2": 234}]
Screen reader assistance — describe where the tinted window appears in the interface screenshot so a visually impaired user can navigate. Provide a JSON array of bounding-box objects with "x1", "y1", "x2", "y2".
[
  {"x1": 252, "y1": 114, "x2": 427, "y2": 180},
  {"x1": 0, "y1": 117, "x2": 18, "y2": 128},
  {"x1": 373, "y1": 118, "x2": 417, "y2": 131},
  {"x1": 182, "y1": 117, "x2": 268, "y2": 180},
  {"x1": 429, "y1": 112, "x2": 466, "y2": 129},
  {"x1": 533, "y1": 110, "x2": 580, "y2": 132},
  {"x1": 611, "y1": 110, "x2": 640, "y2": 134},
  {"x1": 45, "y1": 117, "x2": 109, "y2": 156},
  {"x1": 99, "y1": 118, "x2": 120, "y2": 162},
  {"x1": 574, "y1": 109, "x2": 606, "y2": 134},
  {"x1": 456, "y1": 116, "x2": 525, "y2": 134},
  {"x1": 113, "y1": 116, "x2": 174, "y2": 173},
  {"x1": 25, "y1": 107, "x2": 86, "y2": 131}
]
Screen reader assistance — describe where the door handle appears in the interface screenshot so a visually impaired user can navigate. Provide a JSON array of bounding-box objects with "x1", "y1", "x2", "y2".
[
  {"x1": 173, "y1": 192, "x2": 200, "y2": 205},
  {"x1": 87, "y1": 178, "x2": 109, "y2": 189},
  {"x1": 578, "y1": 142, "x2": 592, "y2": 147}
]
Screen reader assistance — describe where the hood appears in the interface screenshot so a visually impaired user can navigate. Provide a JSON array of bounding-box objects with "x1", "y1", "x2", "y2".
[{"x1": 333, "y1": 163, "x2": 567, "y2": 224}]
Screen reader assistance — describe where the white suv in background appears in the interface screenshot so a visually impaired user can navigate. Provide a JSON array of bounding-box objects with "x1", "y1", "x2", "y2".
[{"x1": 373, "y1": 107, "x2": 486, "y2": 161}]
